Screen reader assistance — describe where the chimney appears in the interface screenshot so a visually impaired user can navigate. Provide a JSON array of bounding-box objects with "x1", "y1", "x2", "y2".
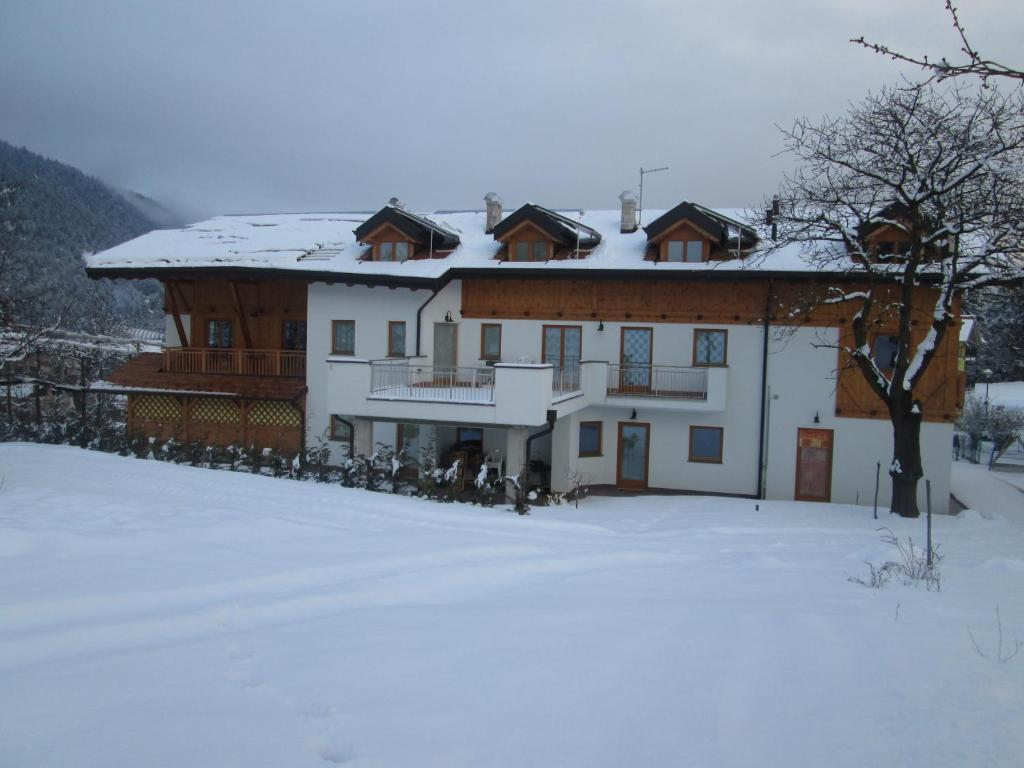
[
  {"x1": 484, "y1": 192, "x2": 503, "y2": 234},
  {"x1": 619, "y1": 190, "x2": 638, "y2": 233},
  {"x1": 388, "y1": 196, "x2": 405, "y2": 209}
]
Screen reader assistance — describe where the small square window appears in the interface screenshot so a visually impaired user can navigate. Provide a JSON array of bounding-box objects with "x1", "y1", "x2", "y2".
[
  {"x1": 579, "y1": 421, "x2": 602, "y2": 457},
  {"x1": 533, "y1": 241, "x2": 547, "y2": 261},
  {"x1": 689, "y1": 426, "x2": 723, "y2": 463},
  {"x1": 667, "y1": 241, "x2": 684, "y2": 262},
  {"x1": 515, "y1": 242, "x2": 529, "y2": 261},
  {"x1": 332, "y1": 320, "x2": 355, "y2": 355},
  {"x1": 379, "y1": 242, "x2": 394, "y2": 261},
  {"x1": 685, "y1": 241, "x2": 703, "y2": 262},
  {"x1": 873, "y1": 334, "x2": 900, "y2": 372},
  {"x1": 481, "y1": 324, "x2": 502, "y2": 360},
  {"x1": 330, "y1": 415, "x2": 352, "y2": 442},
  {"x1": 388, "y1": 321, "x2": 406, "y2": 357},
  {"x1": 395, "y1": 242, "x2": 410, "y2": 261},
  {"x1": 694, "y1": 329, "x2": 727, "y2": 366}
]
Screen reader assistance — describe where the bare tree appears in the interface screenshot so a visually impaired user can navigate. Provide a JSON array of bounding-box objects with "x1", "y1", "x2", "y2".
[
  {"x1": 853, "y1": 1, "x2": 1023, "y2": 85},
  {"x1": 761, "y1": 82, "x2": 1024, "y2": 517}
]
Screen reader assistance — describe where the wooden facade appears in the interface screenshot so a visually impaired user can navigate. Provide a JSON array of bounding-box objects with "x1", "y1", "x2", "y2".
[
  {"x1": 163, "y1": 278, "x2": 308, "y2": 349},
  {"x1": 461, "y1": 276, "x2": 963, "y2": 423}
]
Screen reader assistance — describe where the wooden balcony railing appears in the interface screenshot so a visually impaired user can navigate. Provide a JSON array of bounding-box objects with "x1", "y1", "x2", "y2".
[{"x1": 162, "y1": 347, "x2": 306, "y2": 378}]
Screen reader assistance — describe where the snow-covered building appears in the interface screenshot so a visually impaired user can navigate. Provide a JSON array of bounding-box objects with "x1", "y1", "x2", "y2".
[{"x1": 85, "y1": 194, "x2": 964, "y2": 507}]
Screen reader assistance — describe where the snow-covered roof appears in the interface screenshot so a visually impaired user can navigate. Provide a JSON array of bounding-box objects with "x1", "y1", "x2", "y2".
[{"x1": 84, "y1": 206, "x2": 838, "y2": 283}]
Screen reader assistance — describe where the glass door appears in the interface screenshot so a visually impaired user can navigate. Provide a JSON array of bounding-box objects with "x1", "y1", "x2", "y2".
[
  {"x1": 617, "y1": 422, "x2": 650, "y2": 490},
  {"x1": 433, "y1": 323, "x2": 458, "y2": 383},
  {"x1": 543, "y1": 325, "x2": 582, "y2": 391},
  {"x1": 620, "y1": 327, "x2": 653, "y2": 392}
]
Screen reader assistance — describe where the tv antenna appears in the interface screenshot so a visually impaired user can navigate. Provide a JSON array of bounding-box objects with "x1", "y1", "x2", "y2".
[{"x1": 638, "y1": 166, "x2": 669, "y2": 226}]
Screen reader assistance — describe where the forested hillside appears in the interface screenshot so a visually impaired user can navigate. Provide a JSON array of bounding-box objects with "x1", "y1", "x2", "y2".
[{"x1": 0, "y1": 139, "x2": 165, "y2": 332}]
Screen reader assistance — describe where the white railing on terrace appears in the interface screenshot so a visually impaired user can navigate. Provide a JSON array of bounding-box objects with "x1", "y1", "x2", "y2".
[
  {"x1": 369, "y1": 361, "x2": 495, "y2": 403},
  {"x1": 607, "y1": 365, "x2": 709, "y2": 400},
  {"x1": 552, "y1": 365, "x2": 582, "y2": 397}
]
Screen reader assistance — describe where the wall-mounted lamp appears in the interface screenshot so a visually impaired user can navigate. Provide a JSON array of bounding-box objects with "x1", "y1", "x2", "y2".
[
  {"x1": 813, "y1": 411, "x2": 820, "y2": 424},
  {"x1": 597, "y1": 320, "x2": 605, "y2": 332},
  {"x1": 630, "y1": 409, "x2": 638, "y2": 420},
  {"x1": 444, "y1": 311, "x2": 453, "y2": 322}
]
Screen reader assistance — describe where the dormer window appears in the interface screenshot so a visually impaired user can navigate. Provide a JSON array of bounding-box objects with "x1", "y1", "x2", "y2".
[
  {"x1": 378, "y1": 241, "x2": 411, "y2": 262},
  {"x1": 490, "y1": 203, "x2": 601, "y2": 262},
  {"x1": 666, "y1": 240, "x2": 704, "y2": 262},
  {"x1": 513, "y1": 240, "x2": 549, "y2": 262}
]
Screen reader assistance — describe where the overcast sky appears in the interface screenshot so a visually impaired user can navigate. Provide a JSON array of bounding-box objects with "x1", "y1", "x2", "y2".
[{"x1": 1, "y1": 0, "x2": 1021, "y2": 221}]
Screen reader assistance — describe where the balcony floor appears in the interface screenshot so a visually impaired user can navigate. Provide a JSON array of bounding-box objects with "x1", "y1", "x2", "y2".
[{"x1": 98, "y1": 354, "x2": 307, "y2": 400}]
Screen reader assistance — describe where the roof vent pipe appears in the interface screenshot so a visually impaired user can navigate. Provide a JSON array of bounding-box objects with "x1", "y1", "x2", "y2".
[
  {"x1": 619, "y1": 190, "x2": 638, "y2": 233},
  {"x1": 388, "y1": 196, "x2": 406, "y2": 209},
  {"x1": 484, "y1": 192, "x2": 503, "y2": 234}
]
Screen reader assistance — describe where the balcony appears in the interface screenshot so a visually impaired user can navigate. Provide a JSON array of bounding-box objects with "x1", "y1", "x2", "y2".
[
  {"x1": 327, "y1": 358, "x2": 582, "y2": 427},
  {"x1": 370, "y1": 361, "x2": 495, "y2": 404},
  {"x1": 607, "y1": 365, "x2": 708, "y2": 400},
  {"x1": 162, "y1": 347, "x2": 306, "y2": 378}
]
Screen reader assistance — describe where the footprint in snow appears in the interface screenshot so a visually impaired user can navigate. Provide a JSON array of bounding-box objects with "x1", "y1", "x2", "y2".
[{"x1": 312, "y1": 731, "x2": 356, "y2": 764}]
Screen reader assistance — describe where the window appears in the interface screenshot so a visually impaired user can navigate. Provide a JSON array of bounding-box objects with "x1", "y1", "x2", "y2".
[
  {"x1": 388, "y1": 321, "x2": 406, "y2": 357},
  {"x1": 689, "y1": 426, "x2": 723, "y2": 463},
  {"x1": 667, "y1": 240, "x2": 704, "y2": 262},
  {"x1": 693, "y1": 329, "x2": 727, "y2": 366},
  {"x1": 332, "y1": 320, "x2": 355, "y2": 355},
  {"x1": 457, "y1": 427, "x2": 483, "y2": 449},
  {"x1": 480, "y1": 324, "x2": 502, "y2": 360},
  {"x1": 579, "y1": 421, "x2": 602, "y2": 457},
  {"x1": 873, "y1": 334, "x2": 900, "y2": 372},
  {"x1": 378, "y1": 241, "x2": 411, "y2": 262},
  {"x1": 282, "y1": 320, "x2": 307, "y2": 351},
  {"x1": 513, "y1": 240, "x2": 548, "y2": 262},
  {"x1": 330, "y1": 415, "x2": 352, "y2": 442},
  {"x1": 206, "y1": 319, "x2": 233, "y2": 348}
]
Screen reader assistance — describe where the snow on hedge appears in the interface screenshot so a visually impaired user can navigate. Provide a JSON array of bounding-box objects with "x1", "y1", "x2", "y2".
[{"x1": 1, "y1": 443, "x2": 1022, "y2": 767}]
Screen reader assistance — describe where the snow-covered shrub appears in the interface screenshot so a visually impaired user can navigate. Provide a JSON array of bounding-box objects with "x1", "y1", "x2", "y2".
[
  {"x1": 849, "y1": 527, "x2": 941, "y2": 591},
  {"x1": 505, "y1": 469, "x2": 531, "y2": 515}
]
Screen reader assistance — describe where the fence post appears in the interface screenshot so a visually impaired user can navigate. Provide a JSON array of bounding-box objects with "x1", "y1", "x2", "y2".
[
  {"x1": 873, "y1": 461, "x2": 880, "y2": 520},
  {"x1": 925, "y1": 478, "x2": 933, "y2": 567}
]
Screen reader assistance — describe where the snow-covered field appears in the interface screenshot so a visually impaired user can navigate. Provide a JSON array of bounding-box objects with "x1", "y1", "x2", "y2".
[{"x1": 1, "y1": 443, "x2": 1022, "y2": 767}]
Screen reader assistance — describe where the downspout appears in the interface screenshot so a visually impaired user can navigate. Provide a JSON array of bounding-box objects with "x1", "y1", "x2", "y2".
[
  {"x1": 415, "y1": 274, "x2": 454, "y2": 357},
  {"x1": 525, "y1": 409, "x2": 557, "y2": 488},
  {"x1": 756, "y1": 277, "x2": 773, "y2": 499}
]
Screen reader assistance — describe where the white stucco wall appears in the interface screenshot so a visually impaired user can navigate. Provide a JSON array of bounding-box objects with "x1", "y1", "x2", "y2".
[{"x1": 303, "y1": 282, "x2": 953, "y2": 508}]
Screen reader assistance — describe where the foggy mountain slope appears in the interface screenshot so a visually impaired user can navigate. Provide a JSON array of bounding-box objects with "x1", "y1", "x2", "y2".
[{"x1": 0, "y1": 139, "x2": 166, "y2": 331}]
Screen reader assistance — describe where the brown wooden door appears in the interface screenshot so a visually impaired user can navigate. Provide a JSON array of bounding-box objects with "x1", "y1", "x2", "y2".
[
  {"x1": 795, "y1": 428, "x2": 834, "y2": 502},
  {"x1": 616, "y1": 422, "x2": 650, "y2": 490}
]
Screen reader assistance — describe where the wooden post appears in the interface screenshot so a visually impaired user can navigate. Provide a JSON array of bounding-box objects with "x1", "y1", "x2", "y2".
[
  {"x1": 230, "y1": 281, "x2": 254, "y2": 350},
  {"x1": 873, "y1": 461, "x2": 880, "y2": 520},
  {"x1": 166, "y1": 282, "x2": 190, "y2": 348}
]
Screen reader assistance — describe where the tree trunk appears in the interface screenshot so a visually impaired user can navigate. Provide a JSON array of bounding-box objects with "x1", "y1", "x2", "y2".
[{"x1": 889, "y1": 405, "x2": 924, "y2": 518}]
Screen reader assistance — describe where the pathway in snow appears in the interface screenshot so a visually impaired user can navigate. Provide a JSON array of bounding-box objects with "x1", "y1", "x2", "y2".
[{"x1": 952, "y1": 459, "x2": 1024, "y2": 526}]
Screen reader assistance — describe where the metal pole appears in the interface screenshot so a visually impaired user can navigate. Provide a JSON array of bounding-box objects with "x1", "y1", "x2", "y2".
[{"x1": 925, "y1": 479, "x2": 933, "y2": 567}]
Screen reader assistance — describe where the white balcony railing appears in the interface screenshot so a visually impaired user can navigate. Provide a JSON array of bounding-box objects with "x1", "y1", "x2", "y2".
[
  {"x1": 606, "y1": 365, "x2": 709, "y2": 400},
  {"x1": 369, "y1": 361, "x2": 495, "y2": 403}
]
